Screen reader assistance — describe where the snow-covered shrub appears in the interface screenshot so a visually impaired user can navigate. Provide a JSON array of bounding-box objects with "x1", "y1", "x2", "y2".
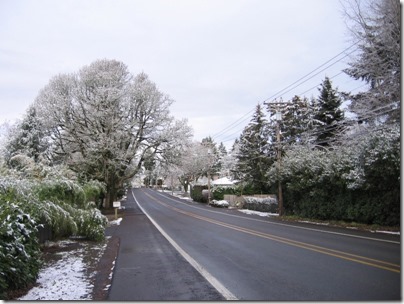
[
  {"x1": 0, "y1": 176, "x2": 107, "y2": 240},
  {"x1": 0, "y1": 177, "x2": 32, "y2": 203},
  {"x1": 34, "y1": 178, "x2": 86, "y2": 208},
  {"x1": 344, "y1": 127, "x2": 400, "y2": 225},
  {"x1": 268, "y1": 126, "x2": 400, "y2": 226},
  {"x1": 33, "y1": 201, "x2": 78, "y2": 238},
  {"x1": 82, "y1": 180, "x2": 105, "y2": 207},
  {"x1": 243, "y1": 196, "x2": 278, "y2": 213},
  {"x1": 0, "y1": 203, "x2": 41, "y2": 297},
  {"x1": 32, "y1": 179, "x2": 108, "y2": 239},
  {"x1": 270, "y1": 145, "x2": 353, "y2": 220},
  {"x1": 72, "y1": 208, "x2": 108, "y2": 241},
  {"x1": 210, "y1": 200, "x2": 230, "y2": 208}
]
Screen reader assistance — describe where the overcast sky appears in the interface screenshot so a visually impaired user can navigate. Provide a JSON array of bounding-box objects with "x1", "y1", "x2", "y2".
[{"x1": 0, "y1": 0, "x2": 363, "y2": 148}]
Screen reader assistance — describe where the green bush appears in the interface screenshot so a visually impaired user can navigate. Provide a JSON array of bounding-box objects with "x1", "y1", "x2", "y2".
[
  {"x1": 0, "y1": 203, "x2": 41, "y2": 298},
  {"x1": 73, "y1": 208, "x2": 108, "y2": 241},
  {"x1": 0, "y1": 175, "x2": 109, "y2": 297},
  {"x1": 35, "y1": 201, "x2": 78, "y2": 238},
  {"x1": 236, "y1": 183, "x2": 256, "y2": 196},
  {"x1": 212, "y1": 186, "x2": 236, "y2": 200},
  {"x1": 0, "y1": 176, "x2": 107, "y2": 241},
  {"x1": 82, "y1": 180, "x2": 106, "y2": 207},
  {"x1": 191, "y1": 185, "x2": 208, "y2": 203},
  {"x1": 34, "y1": 178, "x2": 86, "y2": 208}
]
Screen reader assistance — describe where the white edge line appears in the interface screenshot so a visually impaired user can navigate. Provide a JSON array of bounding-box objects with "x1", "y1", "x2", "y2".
[{"x1": 131, "y1": 189, "x2": 238, "y2": 301}]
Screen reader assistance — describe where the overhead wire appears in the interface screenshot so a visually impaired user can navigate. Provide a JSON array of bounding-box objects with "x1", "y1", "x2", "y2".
[
  {"x1": 211, "y1": 40, "x2": 362, "y2": 144},
  {"x1": 227, "y1": 102, "x2": 399, "y2": 160}
]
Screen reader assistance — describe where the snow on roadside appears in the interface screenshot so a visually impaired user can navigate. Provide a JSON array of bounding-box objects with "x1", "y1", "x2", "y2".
[
  {"x1": 18, "y1": 249, "x2": 92, "y2": 300},
  {"x1": 109, "y1": 217, "x2": 123, "y2": 226},
  {"x1": 298, "y1": 220, "x2": 330, "y2": 226},
  {"x1": 238, "y1": 209, "x2": 279, "y2": 217},
  {"x1": 18, "y1": 239, "x2": 109, "y2": 301},
  {"x1": 211, "y1": 200, "x2": 229, "y2": 207},
  {"x1": 373, "y1": 230, "x2": 400, "y2": 235}
]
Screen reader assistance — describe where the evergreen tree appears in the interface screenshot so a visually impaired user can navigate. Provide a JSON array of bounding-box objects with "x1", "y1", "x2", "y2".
[
  {"x1": 229, "y1": 139, "x2": 241, "y2": 180},
  {"x1": 201, "y1": 136, "x2": 219, "y2": 176},
  {"x1": 216, "y1": 142, "x2": 228, "y2": 177},
  {"x1": 313, "y1": 77, "x2": 345, "y2": 146},
  {"x1": 267, "y1": 96, "x2": 317, "y2": 147},
  {"x1": 235, "y1": 104, "x2": 272, "y2": 193},
  {"x1": 5, "y1": 107, "x2": 50, "y2": 168},
  {"x1": 342, "y1": 0, "x2": 400, "y2": 123}
]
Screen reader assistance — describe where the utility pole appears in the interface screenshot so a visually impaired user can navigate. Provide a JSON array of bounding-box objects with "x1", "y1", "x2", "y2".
[
  {"x1": 275, "y1": 105, "x2": 284, "y2": 216},
  {"x1": 265, "y1": 100, "x2": 292, "y2": 216},
  {"x1": 171, "y1": 174, "x2": 174, "y2": 196},
  {"x1": 207, "y1": 148, "x2": 212, "y2": 205}
]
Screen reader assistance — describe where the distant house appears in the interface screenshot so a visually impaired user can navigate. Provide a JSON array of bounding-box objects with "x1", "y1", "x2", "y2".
[
  {"x1": 192, "y1": 176, "x2": 236, "y2": 187},
  {"x1": 211, "y1": 177, "x2": 235, "y2": 187},
  {"x1": 192, "y1": 176, "x2": 210, "y2": 186}
]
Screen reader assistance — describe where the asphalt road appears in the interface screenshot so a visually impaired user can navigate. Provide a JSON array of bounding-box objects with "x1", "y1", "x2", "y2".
[
  {"x1": 132, "y1": 188, "x2": 401, "y2": 301},
  {"x1": 106, "y1": 191, "x2": 225, "y2": 301}
]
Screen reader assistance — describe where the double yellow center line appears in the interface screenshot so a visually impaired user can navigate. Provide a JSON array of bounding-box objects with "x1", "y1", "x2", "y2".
[{"x1": 142, "y1": 190, "x2": 400, "y2": 274}]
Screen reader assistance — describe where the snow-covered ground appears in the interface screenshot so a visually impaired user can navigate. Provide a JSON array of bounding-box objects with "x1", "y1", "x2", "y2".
[
  {"x1": 372, "y1": 230, "x2": 400, "y2": 235},
  {"x1": 109, "y1": 217, "x2": 123, "y2": 226},
  {"x1": 18, "y1": 239, "x2": 104, "y2": 300},
  {"x1": 18, "y1": 217, "x2": 122, "y2": 301},
  {"x1": 18, "y1": 246, "x2": 94, "y2": 300}
]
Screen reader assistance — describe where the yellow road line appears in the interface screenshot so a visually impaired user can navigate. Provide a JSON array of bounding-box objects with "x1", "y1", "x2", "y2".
[{"x1": 142, "y1": 190, "x2": 400, "y2": 274}]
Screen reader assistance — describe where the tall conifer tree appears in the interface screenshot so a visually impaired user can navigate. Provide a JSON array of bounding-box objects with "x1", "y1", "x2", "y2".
[
  {"x1": 235, "y1": 104, "x2": 271, "y2": 193},
  {"x1": 313, "y1": 77, "x2": 344, "y2": 146}
]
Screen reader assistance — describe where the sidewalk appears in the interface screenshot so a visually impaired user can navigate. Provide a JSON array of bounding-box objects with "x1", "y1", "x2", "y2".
[{"x1": 105, "y1": 191, "x2": 224, "y2": 301}]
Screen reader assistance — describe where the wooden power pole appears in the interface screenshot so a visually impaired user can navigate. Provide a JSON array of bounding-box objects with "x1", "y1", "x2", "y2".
[{"x1": 265, "y1": 100, "x2": 292, "y2": 216}]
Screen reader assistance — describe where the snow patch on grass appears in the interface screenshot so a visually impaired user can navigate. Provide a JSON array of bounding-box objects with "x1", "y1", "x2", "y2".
[
  {"x1": 18, "y1": 251, "x2": 92, "y2": 300},
  {"x1": 18, "y1": 239, "x2": 109, "y2": 300}
]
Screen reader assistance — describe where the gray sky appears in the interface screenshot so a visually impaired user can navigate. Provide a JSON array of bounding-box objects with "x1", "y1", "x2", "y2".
[{"x1": 0, "y1": 0, "x2": 363, "y2": 148}]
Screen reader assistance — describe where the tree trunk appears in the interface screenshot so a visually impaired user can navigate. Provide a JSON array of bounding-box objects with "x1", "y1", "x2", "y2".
[{"x1": 105, "y1": 176, "x2": 120, "y2": 209}]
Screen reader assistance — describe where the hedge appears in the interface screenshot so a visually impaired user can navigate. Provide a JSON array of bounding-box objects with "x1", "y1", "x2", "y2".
[
  {"x1": 0, "y1": 176, "x2": 108, "y2": 297},
  {"x1": 243, "y1": 196, "x2": 278, "y2": 213}
]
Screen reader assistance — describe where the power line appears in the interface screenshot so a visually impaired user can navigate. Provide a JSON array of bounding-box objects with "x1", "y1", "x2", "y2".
[
  {"x1": 210, "y1": 109, "x2": 255, "y2": 140},
  {"x1": 262, "y1": 45, "x2": 359, "y2": 102},
  {"x1": 211, "y1": 41, "x2": 361, "y2": 143},
  {"x1": 220, "y1": 101, "x2": 399, "y2": 147}
]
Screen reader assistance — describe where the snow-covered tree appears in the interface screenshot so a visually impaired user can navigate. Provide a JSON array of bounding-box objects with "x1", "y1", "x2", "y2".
[
  {"x1": 342, "y1": 0, "x2": 400, "y2": 123},
  {"x1": 225, "y1": 139, "x2": 241, "y2": 181},
  {"x1": 201, "y1": 136, "x2": 221, "y2": 176},
  {"x1": 267, "y1": 96, "x2": 318, "y2": 147},
  {"x1": 267, "y1": 123, "x2": 399, "y2": 225},
  {"x1": 312, "y1": 77, "x2": 345, "y2": 146},
  {"x1": 4, "y1": 107, "x2": 51, "y2": 168},
  {"x1": 235, "y1": 104, "x2": 272, "y2": 193},
  {"x1": 216, "y1": 142, "x2": 232, "y2": 177},
  {"x1": 33, "y1": 59, "x2": 192, "y2": 208},
  {"x1": 177, "y1": 141, "x2": 213, "y2": 192}
]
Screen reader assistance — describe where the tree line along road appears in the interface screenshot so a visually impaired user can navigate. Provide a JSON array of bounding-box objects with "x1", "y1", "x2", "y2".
[{"x1": 130, "y1": 188, "x2": 400, "y2": 301}]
